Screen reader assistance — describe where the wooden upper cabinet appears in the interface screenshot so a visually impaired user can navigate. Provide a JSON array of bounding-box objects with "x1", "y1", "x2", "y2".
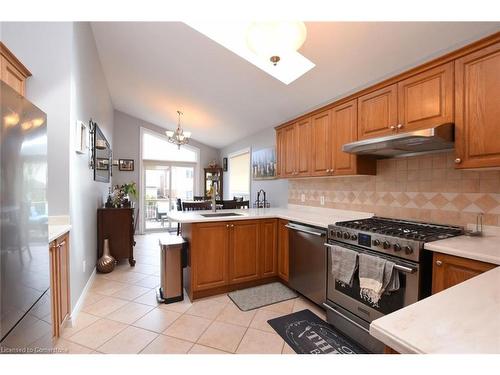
[
  {"x1": 454, "y1": 41, "x2": 500, "y2": 169},
  {"x1": 398, "y1": 62, "x2": 454, "y2": 132},
  {"x1": 296, "y1": 117, "x2": 312, "y2": 176},
  {"x1": 259, "y1": 219, "x2": 278, "y2": 278},
  {"x1": 283, "y1": 124, "x2": 297, "y2": 177},
  {"x1": 0, "y1": 42, "x2": 31, "y2": 96},
  {"x1": 358, "y1": 84, "x2": 398, "y2": 139},
  {"x1": 229, "y1": 221, "x2": 260, "y2": 284},
  {"x1": 276, "y1": 128, "x2": 284, "y2": 177},
  {"x1": 331, "y1": 99, "x2": 358, "y2": 175},
  {"x1": 432, "y1": 252, "x2": 495, "y2": 294},
  {"x1": 278, "y1": 219, "x2": 289, "y2": 281},
  {"x1": 311, "y1": 109, "x2": 333, "y2": 176},
  {"x1": 192, "y1": 222, "x2": 229, "y2": 291}
]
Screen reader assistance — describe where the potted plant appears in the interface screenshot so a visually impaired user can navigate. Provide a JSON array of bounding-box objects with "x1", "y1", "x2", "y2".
[{"x1": 121, "y1": 182, "x2": 137, "y2": 207}]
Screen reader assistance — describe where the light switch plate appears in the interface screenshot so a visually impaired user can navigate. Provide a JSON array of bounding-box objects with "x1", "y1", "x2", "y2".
[
  {"x1": 320, "y1": 196, "x2": 325, "y2": 206},
  {"x1": 83, "y1": 260, "x2": 86, "y2": 273},
  {"x1": 301, "y1": 193, "x2": 305, "y2": 202}
]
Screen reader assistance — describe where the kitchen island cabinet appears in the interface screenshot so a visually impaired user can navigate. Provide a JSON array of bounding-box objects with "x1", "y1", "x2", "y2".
[
  {"x1": 49, "y1": 232, "x2": 70, "y2": 337},
  {"x1": 182, "y1": 218, "x2": 280, "y2": 300}
]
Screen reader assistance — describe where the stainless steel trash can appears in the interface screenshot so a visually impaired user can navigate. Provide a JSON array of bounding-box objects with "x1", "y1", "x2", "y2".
[{"x1": 156, "y1": 235, "x2": 186, "y2": 304}]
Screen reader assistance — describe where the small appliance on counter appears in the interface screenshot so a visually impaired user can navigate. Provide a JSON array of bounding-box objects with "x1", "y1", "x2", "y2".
[{"x1": 325, "y1": 217, "x2": 463, "y2": 353}]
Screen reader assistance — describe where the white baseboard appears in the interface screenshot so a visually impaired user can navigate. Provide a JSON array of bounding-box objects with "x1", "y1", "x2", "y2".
[{"x1": 68, "y1": 267, "x2": 96, "y2": 326}]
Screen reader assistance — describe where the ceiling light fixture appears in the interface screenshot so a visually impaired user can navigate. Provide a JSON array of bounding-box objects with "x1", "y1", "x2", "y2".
[
  {"x1": 166, "y1": 110, "x2": 191, "y2": 149},
  {"x1": 246, "y1": 21, "x2": 307, "y2": 66},
  {"x1": 186, "y1": 21, "x2": 315, "y2": 85}
]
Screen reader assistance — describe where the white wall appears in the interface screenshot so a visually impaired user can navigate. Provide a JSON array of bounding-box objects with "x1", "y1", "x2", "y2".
[
  {"x1": 219, "y1": 127, "x2": 289, "y2": 207},
  {"x1": 69, "y1": 22, "x2": 114, "y2": 307},
  {"x1": 112, "y1": 109, "x2": 219, "y2": 199},
  {"x1": 1, "y1": 22, "x2": 72, "y2": 216}
]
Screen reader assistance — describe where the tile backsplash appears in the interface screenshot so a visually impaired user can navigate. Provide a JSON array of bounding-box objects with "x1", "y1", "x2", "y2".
[{"x1": 288, "y1": 152, "x2": 500, "y2": 227}]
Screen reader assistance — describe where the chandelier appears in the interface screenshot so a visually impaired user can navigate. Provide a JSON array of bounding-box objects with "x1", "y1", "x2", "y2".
[{"x1": 166, "y1": 110, "x2": 191, "y2": 149}]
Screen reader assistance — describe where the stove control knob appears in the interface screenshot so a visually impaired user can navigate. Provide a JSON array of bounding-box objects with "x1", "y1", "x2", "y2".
[
  {"x1": 382, "y1": 241, "x2": 391, "y2": 249},
  {"x1": 404, "y1": 245, "x2": 413, "y2": 255},
  {"x1": 343, "y1": 232, "x2": 350, "y2": 240},
  {"x1": 372, "y1": 239, "x2": 381, "y2": 247},
  {"x1": 350, "y1": 234, "x2": 358, "y2": 241},
  {"x1": 336, "y1": 231, "x2": 343, "y2": 238},
  {"x1": 393, "y1": 243, "x2": 402, "y2": 252}
]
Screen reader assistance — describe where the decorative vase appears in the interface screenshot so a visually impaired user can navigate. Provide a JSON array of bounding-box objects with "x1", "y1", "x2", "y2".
[{"x1": 97, "y1": 238, "x2": 115, "y2": 273}]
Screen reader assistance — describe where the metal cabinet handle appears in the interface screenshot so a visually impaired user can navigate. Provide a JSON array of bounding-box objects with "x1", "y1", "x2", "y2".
[
  {"x1": 436, "y1": 260, "x2": 443, "y2": 266},
  {"x1": 230, "y1": 224, "x2": 234, "y2": 228},
  {"x1": 454, "y1": 158, "x2": 462, "y2": 164},
  {"x1": 390, "y1": 125, "x2": 396, "y2": 130},
  {"x1": 285, "y1": 224, "x2": 325, "y2": 237},
  {"x1": 397, "y1": 124, "x2": 403, "y2": 129},
  {"x1": 226, "y1": 224, "x2": 229, "y2": 228},
  {"x1": 57, "y1": 241, "x2": 66, "y2": 248}
]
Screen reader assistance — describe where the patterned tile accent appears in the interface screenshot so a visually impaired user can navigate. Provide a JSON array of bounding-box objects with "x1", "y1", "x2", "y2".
[{"x1": 288, "y1": 152, "x2": 500, "y2": 227}]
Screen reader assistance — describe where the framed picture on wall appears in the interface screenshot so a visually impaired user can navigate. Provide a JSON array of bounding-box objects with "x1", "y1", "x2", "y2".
[
  {"x1": 119, "y1": 159, "x2": 134, "y2": 171},
  {"x1": 96, "y1": 158, "x2": 110, "y2": 170},
  {"x1": 252, "y1": 147, "x2": 276, "y2": 180}
]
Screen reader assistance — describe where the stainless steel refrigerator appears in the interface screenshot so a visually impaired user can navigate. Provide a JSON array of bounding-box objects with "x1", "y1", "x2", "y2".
[{"x1": 1, "y1": 81, "x2": 49, "y2": 349}]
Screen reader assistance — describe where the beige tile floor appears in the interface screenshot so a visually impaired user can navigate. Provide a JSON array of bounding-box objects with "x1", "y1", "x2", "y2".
[{"x1": 29, "y1": 234, "x2": 327, "y2": 354}]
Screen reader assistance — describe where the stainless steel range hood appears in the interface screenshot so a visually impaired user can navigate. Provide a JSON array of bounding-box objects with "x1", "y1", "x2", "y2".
[{"x1": 343, "y1": 123, "x2": 454, "y2": 158}]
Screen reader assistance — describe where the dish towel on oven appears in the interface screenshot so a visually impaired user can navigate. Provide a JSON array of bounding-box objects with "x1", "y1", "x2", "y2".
[
  {"x1": 330, "y1": 245, "x2": 358, "y2": 287},
  {"x1": 358, "y1": 253, "x2": 399, "y2": 306}
]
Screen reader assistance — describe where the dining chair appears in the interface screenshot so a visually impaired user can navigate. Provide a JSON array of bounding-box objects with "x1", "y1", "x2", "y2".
[
  {"x1": 236, "y1": 200, "x2": 250, "y2": 209},
  {"x1": 222, "y1": 200, "x2": 238, "y2": 209}
]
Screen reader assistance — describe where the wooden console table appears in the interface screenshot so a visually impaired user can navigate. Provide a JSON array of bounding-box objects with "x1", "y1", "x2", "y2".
[{"x1": 97, "y1": 207, "x2": 136, "y2": 266}]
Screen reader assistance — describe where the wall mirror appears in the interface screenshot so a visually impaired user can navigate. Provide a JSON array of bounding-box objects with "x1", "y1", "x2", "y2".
[{"x1": 90, "y1": 120, "x2": 111, "y2": 183}]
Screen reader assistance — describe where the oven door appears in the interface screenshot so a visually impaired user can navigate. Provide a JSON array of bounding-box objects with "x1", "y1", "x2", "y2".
[{"x1": 326, "y1": 241, "x2": 419, "y2": 323}]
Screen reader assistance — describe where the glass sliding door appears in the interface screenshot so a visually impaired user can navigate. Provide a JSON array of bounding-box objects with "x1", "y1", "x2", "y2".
[{"x1": 143, "y1": 162, "x2": 195, "y2": 232}]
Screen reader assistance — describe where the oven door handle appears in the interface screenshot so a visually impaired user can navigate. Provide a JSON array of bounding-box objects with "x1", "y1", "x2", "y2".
[
  {"x1": 324, "y1": 243, "x2": 417, "y2": 274},
  {"x1": 285, "y1": 224, "x2": 325, "y2": 237},
  {"x1": 323, "y1": 303, "x2": 370, "y2": 334}
]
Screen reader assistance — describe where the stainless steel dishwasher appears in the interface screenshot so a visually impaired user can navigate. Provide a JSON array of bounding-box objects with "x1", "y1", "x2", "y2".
[{"x1": 286, "y1": 222, "x2": 327, "y2": 306}]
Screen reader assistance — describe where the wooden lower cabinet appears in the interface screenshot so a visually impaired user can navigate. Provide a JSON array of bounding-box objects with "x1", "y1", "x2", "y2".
[
  {"x1": 432, "y1": 252, "x2": 496, "y2": 294},
  {"x1": 229, "y1": 221, "x2": 260, "y2": 284},
  {"x1": 260, "y1": 219, "x2": 278, "y2": 277},
  {"x1": 191, "y1": 222, "x2": 229, "y2": 291},
  {"x1": 49, "y1": 232, "x2": 70, "y2": 337},
  {"x1": 278, "y1": 219, "x2": 289, "y2": 281},
  {"x1": 185, "y1": 219, "x2": 282, "y2": 299}
]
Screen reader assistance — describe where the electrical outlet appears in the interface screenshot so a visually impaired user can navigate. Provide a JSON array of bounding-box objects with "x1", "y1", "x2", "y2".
[
  {"x1": 83, "y1": 260, "x2": 86, "y2": 273},
  {"x1": 301, "y1": 193, "x2": 305, "y2": 203},
  {"x1": 320, "y1": 196, "x2": 325, "y2": 206}
]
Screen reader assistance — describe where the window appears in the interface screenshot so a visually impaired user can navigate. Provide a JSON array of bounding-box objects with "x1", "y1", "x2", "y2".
[
  {"x1": 228, "y1": 149, "x2": 250, "y2": 200},
  {"x1": 142, "y1": 132, "x2": 197, "y2": 162}
]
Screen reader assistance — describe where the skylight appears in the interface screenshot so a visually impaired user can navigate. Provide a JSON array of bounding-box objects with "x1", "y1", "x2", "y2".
[{"x1": 185, "y1": 21, "x2": 315, "y2": 85}]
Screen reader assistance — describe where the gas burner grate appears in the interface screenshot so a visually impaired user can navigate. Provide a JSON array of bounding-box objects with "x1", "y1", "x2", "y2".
[{"x1": 335, "y1": 217, "x2": 463, "y2": 242}]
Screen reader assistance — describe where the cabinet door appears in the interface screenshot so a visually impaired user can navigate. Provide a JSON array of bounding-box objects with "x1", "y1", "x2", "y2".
[
  {"x1": 57, "y1": 235, "x2": 70, "y2": 327},
  {"x1": 358, "y1": 84, "x2": 398, "y2": 139},
  {"x1": 283, "y1": 124, "x2": 297, "y2": 177},
  {"x1": 192, "y1": 222, "x2": 229, "y2": 291},
  {"x1": 455, "y1": 41, "x2": 500, "y2": 169},
  {"x1": 311, "y1": 110, "x2": 332, "y2": 176},
  {"x1": 278, "y1": 219, "x2": 289, "y2": 281},
  {"x1": 331, "y1": 99, "x2": 358, "y2": 175},
  {"x1": 432, "y1": 252, "x2": 495, "y2": 294},
  {"x1": 276, "y1": 128, "x2": 284, "y2": 177},
  {"x1": 398, "y1": 62, "x2": 454, "y2": 132},
  {"x1": 260, "y1": 220, "x2": 278, "y2": 277},
  {"x1": 229, "y1": 221, "x2": 260, "y2": 284},
  {"x1": 1, "y1": 55, "x2": 26, "y2": 95},
  {"x1": 296, "y1": 118, "x2": 312, "y2": 176}
]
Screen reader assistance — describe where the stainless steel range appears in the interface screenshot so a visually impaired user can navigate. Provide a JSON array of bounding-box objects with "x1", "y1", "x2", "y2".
[{"x1": 324, "y1": 217, "x2": 463, "y2": 353}]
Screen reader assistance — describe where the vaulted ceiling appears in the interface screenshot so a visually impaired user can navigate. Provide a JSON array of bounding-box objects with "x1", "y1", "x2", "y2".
[{"x1": 91, "y1": 22, "x2": 500, "y2": 149}]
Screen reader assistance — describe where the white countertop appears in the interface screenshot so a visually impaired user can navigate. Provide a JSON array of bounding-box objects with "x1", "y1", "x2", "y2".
[
  {"x1": 167, "y1": 205, "x2": 373, "y2": 228},
  {"x1": 425, "y1": 226, "x2": 500, "y2": 265},
  {"x1": 370, "y1": 266, "x2": 500, "y2": 353},
  {"x1": 49, "y1": 224, "x2": 71, "y2": 242}
]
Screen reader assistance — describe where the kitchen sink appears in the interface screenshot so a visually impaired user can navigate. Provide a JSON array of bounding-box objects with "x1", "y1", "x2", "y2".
[{"x1": 199, "y1": 212, "x2": 243, "y2": 217}]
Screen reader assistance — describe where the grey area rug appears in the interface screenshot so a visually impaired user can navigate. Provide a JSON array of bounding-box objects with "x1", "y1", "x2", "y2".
[{"x1": 228, "y1": 282, "x2": 298, "y2": 311}]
